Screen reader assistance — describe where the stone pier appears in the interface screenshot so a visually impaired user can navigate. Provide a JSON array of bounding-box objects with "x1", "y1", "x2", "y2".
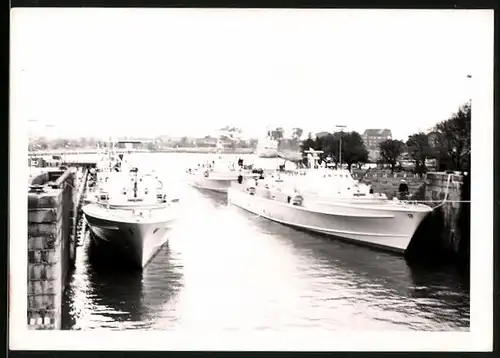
[
  {"x1": 353, "y1": 169, "x2": 470, "y2": 264},
  {"x1": 27, "y1": 167, "x2": 87, "y2": 329},
  {"x1": 406, "y1": 172, "x2": 470, "y2": 266},
  {"x1": 69, "y1": 168, "x2": 88, "y2": 263}
]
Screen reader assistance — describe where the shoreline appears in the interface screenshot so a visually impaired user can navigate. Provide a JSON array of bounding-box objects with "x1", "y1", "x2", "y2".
[{"x1": 28, "y1": 147, "x2": 257, "y2": 156}]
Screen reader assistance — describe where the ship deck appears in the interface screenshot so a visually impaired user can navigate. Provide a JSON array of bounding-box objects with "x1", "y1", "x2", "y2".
[{"x1": 83, "y1": 202, "x2": 177, "y2": 224}]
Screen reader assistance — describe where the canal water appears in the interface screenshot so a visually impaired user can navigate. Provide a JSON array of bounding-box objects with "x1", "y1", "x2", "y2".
[{"x1": 62, "y1": 153, "x2": 470, "y2": 331}]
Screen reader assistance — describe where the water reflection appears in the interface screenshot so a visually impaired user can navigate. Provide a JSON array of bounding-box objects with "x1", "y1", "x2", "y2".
[
  {"x1": 63, "y1": 232, "x2": 183, "y2": 330},
  {"x1": 233, "y1": 207, "x2": 470, "y2": 331},
  {"x1": 192, "y1": 187, "x2": 227, "y2": 207},
  {"x1": 407, "y1": 263, "x2": 470, "y2": 329},
  {"x1": 86, "y1": 255, "x2": 146, "y2": 326},
  {"x1": 63, "y1": 153, "x2": 469, "y2": 331}
]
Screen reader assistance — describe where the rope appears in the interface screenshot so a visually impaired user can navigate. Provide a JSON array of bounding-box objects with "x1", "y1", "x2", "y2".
[
  {"x1": 429, "y1": 173, "x2": 452, "y2": 210},
  {"x1": 401, "y1": 200, "x2": 471, "y2": 204},
  {"x1": 62, "y1": 181, "x2": 77, "y2": 190},
  {"x1": 432, "y1": 201, "x2": 447, "y2": 210},
  {"x1": 400, "y1": 173, "x2": 470, "y2": 210}
]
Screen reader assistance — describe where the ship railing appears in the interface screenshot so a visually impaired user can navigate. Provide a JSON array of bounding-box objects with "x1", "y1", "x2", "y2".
[
  {"x1": 97, "y1": 200, "x2": 179, "y2": 215},
  {"x1": 130, "y1": 206, "x2": 164, "y2": 218},
  {"x1": 398, "y1": 199, "x2": 471, "y2": 209}
]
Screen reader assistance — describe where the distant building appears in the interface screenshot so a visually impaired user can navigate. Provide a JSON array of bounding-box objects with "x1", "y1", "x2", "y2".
[
  {"x1": 156, "y1": 136, "x2": 190, "y2": 147},
  {"x1": 199, "y1": 136, "x2": 218, "y2": 146},
  {"x1": 362, "y1": 129, "x2": 393, "y2": 149},
  {"x1": 362, "y1": 129, "x2": 393, "y2": 162},
  {"x1": 315, "y1": 131, "x2": 330, "y2": 138}
]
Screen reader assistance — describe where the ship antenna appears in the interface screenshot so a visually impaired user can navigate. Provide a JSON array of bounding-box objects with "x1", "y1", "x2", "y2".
[{"x1": 133, "y1": 173, "x2": 138, "y2": 198}]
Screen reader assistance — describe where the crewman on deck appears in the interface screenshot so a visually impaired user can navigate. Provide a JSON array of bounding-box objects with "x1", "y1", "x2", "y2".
[{"x1": 398, "y1": 179, "x2": 409, "y2": 200}]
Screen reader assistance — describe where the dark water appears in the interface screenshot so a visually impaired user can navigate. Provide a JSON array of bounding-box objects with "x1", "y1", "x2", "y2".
[{"x1": 62, "y1": 153, "x2": 470, "y2": 331}]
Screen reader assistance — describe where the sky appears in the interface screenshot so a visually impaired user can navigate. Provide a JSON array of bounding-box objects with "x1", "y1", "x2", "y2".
[{"x1": 11, "y1": 8, "x2": 491, "y2": 141}]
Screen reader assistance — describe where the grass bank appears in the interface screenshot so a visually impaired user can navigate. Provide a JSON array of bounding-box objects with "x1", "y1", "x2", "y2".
[{"x1": 351, "y1": 169, "x2": 426, "y2": 200}]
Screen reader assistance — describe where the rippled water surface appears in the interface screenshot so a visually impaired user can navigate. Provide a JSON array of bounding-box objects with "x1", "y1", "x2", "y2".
[{"x1": 62, "y1": 153, "x2": 470, "y2": 331}]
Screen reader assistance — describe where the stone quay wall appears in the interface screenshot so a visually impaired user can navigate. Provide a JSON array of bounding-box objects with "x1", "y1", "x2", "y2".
[
  {"x1": 27, "y1": 168, "x2": 86, "y2": 329},
  {"x1": 352, "y1": 169, "x2": 469, "y2": 264},
  {"x1": 408, "y1": 172, "x2": 470, "y2": 264},
  {"x1": 70, "y1": 168, "x2": 88, "y2": 263}
]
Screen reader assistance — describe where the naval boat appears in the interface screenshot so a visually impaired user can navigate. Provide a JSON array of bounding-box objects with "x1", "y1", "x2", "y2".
[
  {"x1": 83, "y1": 142, "x2": 179, "y2": 268},
  {"x1": 228, "y1": 149, "x2": 433, "y2": 253},
  {"x1": 186, "y1": 139, "x2": 259, "y2": 193},
  {"x1": 255, "y1": 132, "x2": 279, "y2": 158},
  {"x1": 186, "y1": 155, "x2": 259, "y2": 193},
  {"x1": 85, "y1": 141, "x2": 134, "y2": 200}
]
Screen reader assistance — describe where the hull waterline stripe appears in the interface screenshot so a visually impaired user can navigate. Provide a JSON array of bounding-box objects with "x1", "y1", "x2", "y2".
[
  {"x1": 228, "y1": 193, "x2": 413, "y2": 239},
  {"x1": 248, "y1": 186, "x2": 433, "y2": 213},
  {"x1": 188, "y1": 182, "x2": 228, "y2": 193},
  {"x1": 229, "y1": 189, "x2": 401, "y2": 219},
  {"x1": 229, "y1": 201, "x2": 410, "y2": 252}
]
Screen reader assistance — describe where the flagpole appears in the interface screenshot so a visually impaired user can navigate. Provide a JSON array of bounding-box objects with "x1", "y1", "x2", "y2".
[{"x1": 466, "y1": 74, "x2": 472, "y2": 107}]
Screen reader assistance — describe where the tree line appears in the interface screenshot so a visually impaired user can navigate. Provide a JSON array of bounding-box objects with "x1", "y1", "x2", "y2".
[
  {"x1": 294, "y1": 102, "x2": 471, "y2": 174},
  {"x1": 299, "y1": 131, "x2": 368, "y2": 171},
  {"x1": 30, "y1": 103, "x2": 470, "y2": 174},
  {"x1": 377, "y1": 103, "x2": 470, "y2": 174},
  {"x1": 28, "y1": 134, "x2": 259, "y2": 151}
]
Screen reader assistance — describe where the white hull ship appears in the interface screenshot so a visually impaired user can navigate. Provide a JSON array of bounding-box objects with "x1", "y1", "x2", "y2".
[
  {"x1": 83, "y1": 141, "x2": 179, "y2": 268},
  {"x1": 187, "y1": 167, "x2": 260, "y2": 193},
  {"x1": 187, "y1": 171, "x2": 247, "y2": 193},
  {"x1": 84, "y1": 200, "x2": 178, "y2": 267},
  {"x1": 228, "y1": 149, "x2": 433, "y2": 253},
  {"x1": 186, "y1": 139, "x2": 259, "y2": 193},
  {"x1": 255, "y1": 136, "x2": 279, "y2": 158}
]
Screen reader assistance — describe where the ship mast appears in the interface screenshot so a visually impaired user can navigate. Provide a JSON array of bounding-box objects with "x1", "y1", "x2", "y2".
[
  {"x1": 335, "y1": 125, "x2": 346, "y2": 169},
  {"x1": 133, "y1": 173, "x2": 138, "y2": 198},
  {"x1": 304, "y1": 148, "x2": 324, "y2": 169}
]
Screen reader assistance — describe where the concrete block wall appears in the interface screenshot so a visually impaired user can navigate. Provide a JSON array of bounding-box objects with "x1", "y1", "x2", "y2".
[
  {"x1": 30, "y1": 172, "x2": 49, "y2": 186},
  {"x1": 27, "y1": 169, "x2": 76, "y2": 330},
  {"x1": 27, "y1": 189, "x2": 63, "y2": 329}
]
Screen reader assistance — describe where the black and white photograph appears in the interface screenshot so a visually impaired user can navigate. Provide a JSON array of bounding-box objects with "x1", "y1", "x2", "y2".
[{"x1": 9, "y1": 7, "x2": 493, "y2": 351}]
